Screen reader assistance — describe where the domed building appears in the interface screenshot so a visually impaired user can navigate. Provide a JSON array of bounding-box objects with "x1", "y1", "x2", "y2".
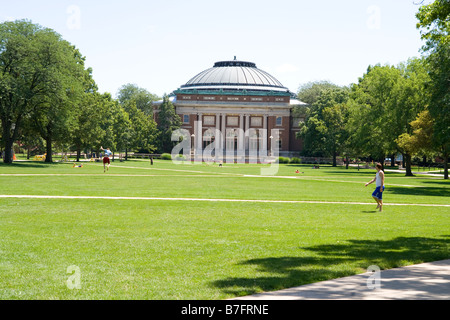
[{"x1": 154, "y1": 58, "x2": 307, "y2": 159}]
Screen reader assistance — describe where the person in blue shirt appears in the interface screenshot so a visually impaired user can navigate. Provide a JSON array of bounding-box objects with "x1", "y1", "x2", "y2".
[{"x1": 100, "y1": 146, "x2": 112, "y2": 173}]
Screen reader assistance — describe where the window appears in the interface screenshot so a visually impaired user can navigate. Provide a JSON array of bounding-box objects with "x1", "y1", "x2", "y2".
[
  {"x1": 226, "y1": 129, "x2": 237, "y2": 151},
  {"x1": 251, "y1": 117, "x2": 262, "y2": 127},
  {"x1": 276, "y1": 117, "x2": 282, "y2": 126},
  {"x1": 203, "y1": 116, "x2": 215, "y2": 126},
  {"x1": 227, "y1": 116, "x2": 239, "y2": 127},
  {"x1": 292, "y1": 117, "x2": 304, "y2": 128},
  {"x1": 249, "y1": 131, "x2": 261, "y2": 152},
  {"x1": 183, "y1": 115, "x2": 190, "y2": 124}
]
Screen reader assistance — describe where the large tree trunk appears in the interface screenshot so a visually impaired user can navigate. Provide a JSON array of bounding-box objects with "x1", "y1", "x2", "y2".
[
  {"x1": 3, "y1": 138, "x2": 14, "y2": 164},
  {"x1": 45, "y1": 136, "x2": 53, "y2": 163},
  {"x1": 444, "y1": 153, "x2": 449, "y2": 180},
  {"x1": 391, "y1": 153, "x2": 396, "y2": 167},
  {"x1": 379, "y1": 157, "x2": 385, "y2": 171},
  {"x1": 332, "y1": 150, "x2": 337, "y2": 167},
  {"x1": 404, "y1": 153, "x2": 414, "y2": 176},
  {"x1": 1, "y1": 118, "x2": 20, "y2": 164},
  {"x1": 76, "y1": 145, "x2": 81, "y2": 162}
]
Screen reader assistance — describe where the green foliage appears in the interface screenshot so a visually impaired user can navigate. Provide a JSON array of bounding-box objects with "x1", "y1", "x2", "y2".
[
  {"x1": 278, "y1": 157, "x2": 290, "y2": 164},
  {"x1": 297, "y1": 85, "x2": 350, "y2": 165},
  {"x1": 297, "y1": 81, "x2": 341, "y2": 106},
  {"x1": 289, "y1": 157, "x2": 301, "y2": 164},
  {"x1": 0, "y1": 20, "x2": 87, "y2": 163},
  {"x1": 121, "y1": 99, "x2": 159, "y2": 153},
  {"x1": 161, "y1": 153, "x2": 172, "y2": 160},
  {"x1": 117, "y1": 83, "x2": 159, "y2": 116},
  {"x1": 157, "y1": 95, "x2": 182, "y2": 153},
  {"x1": 346, "y1": 60, "x2": 429, "y2": 164},
  {"x1": 396, "y1": 109, "x2": 434, "y2": 157},
  {"x1": 416, "y1": 0, "x2": 450, "y2": 178},
  {"x1": 416, "y1": 0, "x2": 450, "y2": 51}
]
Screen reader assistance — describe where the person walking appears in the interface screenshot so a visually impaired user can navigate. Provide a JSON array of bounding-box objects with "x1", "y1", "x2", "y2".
[
  {"x1": 100, "y1": 146, "x2": 112, "y2": 173},
  {"x1": 365, "y1": 163, "x2": 385, "y2": 212}
]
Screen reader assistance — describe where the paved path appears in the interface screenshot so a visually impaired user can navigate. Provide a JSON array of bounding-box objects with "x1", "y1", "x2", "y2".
[{"x1": 231, "y1": 260, "x2": 450, "y2": 300}]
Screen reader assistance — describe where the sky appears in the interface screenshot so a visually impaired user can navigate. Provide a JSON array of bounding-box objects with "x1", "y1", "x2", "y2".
[{"x1": 1, "y1": 0, "x2": 432, "y2": 98}]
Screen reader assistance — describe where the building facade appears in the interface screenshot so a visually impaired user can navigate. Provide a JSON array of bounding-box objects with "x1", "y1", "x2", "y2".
[{"x1": 154, "y1": 58, "x2": 307, "y2": 159}]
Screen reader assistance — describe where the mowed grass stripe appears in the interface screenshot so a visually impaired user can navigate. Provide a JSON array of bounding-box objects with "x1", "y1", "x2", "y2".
[
  {"x1": 1, "y1": 161, "x2": 449, "y2": 300},
  {"x1": 1, "y1": 195, "x2": 449, "y2": 207},
  {"x1": 1, "y1": 198, "x2": 449, "y2": 300}
]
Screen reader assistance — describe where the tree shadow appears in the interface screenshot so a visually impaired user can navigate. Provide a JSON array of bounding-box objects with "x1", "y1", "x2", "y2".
[
  {"x1": 388, "y1": 186, "x2": 450, "y2": 198},
  {"x1": 421, "y1": 180, "x2": 450, "y2": 186},
  {"x1": 211, "y1": 236, "x2": 450, "y2": 296},
  {"x1": 0, "y1": 162, "x2": 61, "y2": 169}
]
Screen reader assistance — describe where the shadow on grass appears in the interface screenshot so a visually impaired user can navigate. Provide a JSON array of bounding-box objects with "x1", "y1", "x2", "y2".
[
  {"x1": 212, "y1": 236, "x2": 450, "y2": 296},
  {"x1": 388, "y1": 186, "x2": 450, "y2": 198},
  {"x1": 0, "y1": 161, "x2": 62, "y2": 168},
  {"x1": 421, "y1": 180, "x2": 450, "y2": 186}
]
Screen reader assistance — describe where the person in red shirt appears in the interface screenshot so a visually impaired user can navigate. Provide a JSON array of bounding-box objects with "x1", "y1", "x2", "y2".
[{"x1": 100, "y1": 146, "x2": 112, "y2": 173}]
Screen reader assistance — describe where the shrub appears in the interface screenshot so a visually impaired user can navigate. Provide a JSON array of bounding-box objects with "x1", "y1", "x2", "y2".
[
  {"x1": 161, "y1": 153, "x2": 172, "y2": 160},
  {"x1": 290, "y1": 157, "x2": 301, "y2": 164},
  {"x1": 278, "y1": 157, "x2": 290, "y2": 164},
  {"x1": 174, "y1": 154, "x2": 187, "y2": 161}
]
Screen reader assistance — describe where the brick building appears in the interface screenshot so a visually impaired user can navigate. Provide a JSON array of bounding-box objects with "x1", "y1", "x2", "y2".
[{"x1": 154, "y1": 58, "x2": 307, "y2": 159}]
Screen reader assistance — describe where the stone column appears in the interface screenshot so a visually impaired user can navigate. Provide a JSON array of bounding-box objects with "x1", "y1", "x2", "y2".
[
  {"x1": 215, "y1": 113, "x2": 221, "y2": 159},
  {"x1": 196, "y1": 113, "x2": 203, "y2": 156},
  {"x1": 262, "y1": 114, "x2": 268, "y2": 153},
  {"x1": 245, "y1": 114, "x2": 250, "y2": 151},
  {"x1": 238, "y1": 114, "x2": 244, "y2": 153}
]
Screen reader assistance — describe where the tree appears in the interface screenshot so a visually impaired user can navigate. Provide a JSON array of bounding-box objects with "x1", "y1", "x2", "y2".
[
  {"x1": 347, "y1": 60, "x2": 429, "y2": 175},
  {"x1": 297, "y1": 86, "x2": 350, "y2": 166},
  {"x1": 71, "y1": 92, "x2": 109, "y2": 162},
  {"x1": 157, "y1": 95, "x2": 182, "y2": 153},
  {"x1": 426, "y1": 46, "x2": 450, "y2": 179},
  {"x1": 416, "y1": 0, "x2": 450, "y2": 179},
  {"x1": 392, "y1": 58, "x2": 430, "y2": 175},
  {"x1": 416, "y1": 0, "x2": 449, "y2": 50},
  {"x1": 110, "y1": 102, "x2": 132, "y2": 160},
  {"x1": 347, "y1": 65, "x2": 404, "y2": 165},
  {"x1": 121, "y1": 99, "x2": 159, "y2": 156},
  {"x1": 0, "y1": 20, "x2": 86, "y2": 163},
  {"x1": 297, "y1": 81, "x2": 340, "y2": 106},
  {"x1": 117, "y1": 83, "x2": 159, "y2": 116},
  {"x1": 396, "y1": 108, "x2": 434, "y2": 169}
]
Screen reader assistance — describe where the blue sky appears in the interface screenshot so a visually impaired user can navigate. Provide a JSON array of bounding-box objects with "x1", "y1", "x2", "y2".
[{"x1": 1, "y1": 0, "x2": 431, "y2": 98}]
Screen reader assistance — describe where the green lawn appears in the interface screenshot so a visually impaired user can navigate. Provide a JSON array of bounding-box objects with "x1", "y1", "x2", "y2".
[{"x1": 0, "y1": 160, "x2": 449, "y2": 299}]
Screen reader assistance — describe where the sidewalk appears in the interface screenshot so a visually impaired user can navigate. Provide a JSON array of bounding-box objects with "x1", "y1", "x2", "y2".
[
  {"x1": 231, "y1": 260, "x2": 450, "y2": 300},
  {"x1": 384, "y1": 168, "x2": 444, "y2": 177}
]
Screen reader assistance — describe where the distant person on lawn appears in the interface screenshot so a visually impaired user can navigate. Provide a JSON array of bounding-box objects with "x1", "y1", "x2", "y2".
[
  {"x1": 365, "y1": 163, "x2": 385, "y2": 212},
  {"x1": 100, "y1": 146, "x2": 112, "y2": 173}
]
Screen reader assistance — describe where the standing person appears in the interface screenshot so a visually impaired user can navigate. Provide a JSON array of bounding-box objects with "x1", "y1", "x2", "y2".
[
  {"x1": 100, "y1": 146, "x2": 112, "y2": 173},
  {"x1": 365, "y1": 163, "x2": 385, "y2": 212}
]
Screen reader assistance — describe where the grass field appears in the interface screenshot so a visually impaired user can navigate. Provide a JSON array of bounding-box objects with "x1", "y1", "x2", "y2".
[{"x1": 0, "y1": 159, "x2": 449, "y2": 300}]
